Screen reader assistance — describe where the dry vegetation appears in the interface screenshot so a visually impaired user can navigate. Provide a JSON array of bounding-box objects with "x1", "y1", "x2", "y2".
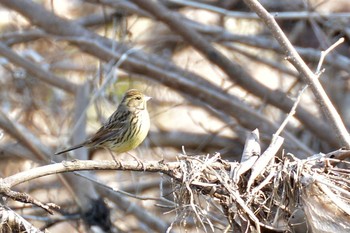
[{"x1": 0, "y1": 0, "x2": 350, "y2": 232}]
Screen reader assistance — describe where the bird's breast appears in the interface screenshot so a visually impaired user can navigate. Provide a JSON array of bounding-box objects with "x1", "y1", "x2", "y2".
[{"x1": 113, "y1": 109, "x2": 150, "y2": 153}]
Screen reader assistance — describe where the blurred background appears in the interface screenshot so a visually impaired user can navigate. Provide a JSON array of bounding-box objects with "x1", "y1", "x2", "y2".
[{"x1": 0, "y1": 0, "x2": 349, "y2": 232}]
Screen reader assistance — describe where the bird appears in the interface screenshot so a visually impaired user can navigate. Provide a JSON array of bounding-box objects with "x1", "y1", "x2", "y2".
[{"x1": 55, "y1": 89, "x2": 151, "y2": 155}]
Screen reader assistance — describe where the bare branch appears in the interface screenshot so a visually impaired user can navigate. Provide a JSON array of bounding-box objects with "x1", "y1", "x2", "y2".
[
  {"x1": 168, "y1": 0, "x2": 350, "y2": 20},
  {"x1": 0, "y1": 42, "x2": 77, "y2": 93},
  {"x1": 0, "y1": 110, "x2": 48, "y2": 161},
  {"x1": 0, "y1": 0, "x2": 341, "y2": 149},
  {"x1": 316, "y1": 37, "x2": 345, "y2": 74},
  {"x1": 243, "y1": 0, "x2": 350, "y2": 148},
  {"x1": 3, "y1": 159, "x2": 227, "y2": 187}
]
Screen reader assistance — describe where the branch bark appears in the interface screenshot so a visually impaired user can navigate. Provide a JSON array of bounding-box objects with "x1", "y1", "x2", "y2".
[{"x1": 4, "y1": 159, "x2": 223, "y2": 187}]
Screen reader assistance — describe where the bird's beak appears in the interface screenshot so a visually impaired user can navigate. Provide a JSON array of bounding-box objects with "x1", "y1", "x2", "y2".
[{"x1": 145, "y1": 95, "x2": 152, "y2": 102}]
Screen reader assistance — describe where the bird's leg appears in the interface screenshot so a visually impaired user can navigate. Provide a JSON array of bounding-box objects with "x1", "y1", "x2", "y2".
[{"x1": 106, "y1": 149, "x2": 120, "y2": 166}]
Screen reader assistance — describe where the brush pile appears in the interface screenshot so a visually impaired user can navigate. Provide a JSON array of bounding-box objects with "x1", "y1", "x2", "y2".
[{"x1": 171, "y1": 129, "x2": 350, "y2": 233}]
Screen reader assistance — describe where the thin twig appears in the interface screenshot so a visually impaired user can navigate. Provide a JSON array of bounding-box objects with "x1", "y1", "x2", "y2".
[
  {"x1": 274, "y1": 87, "x2": 306, "y2": 141},
  {"x1": 316, "y1": 37, "x2": 345, "y2": 75}
]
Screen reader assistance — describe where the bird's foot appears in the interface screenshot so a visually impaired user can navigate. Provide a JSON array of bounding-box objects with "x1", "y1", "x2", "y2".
[{"x1": 127, "y1": 153, "x2": 145, "y2": 171}]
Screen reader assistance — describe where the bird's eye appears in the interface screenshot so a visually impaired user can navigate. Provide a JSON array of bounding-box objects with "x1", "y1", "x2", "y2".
[{"x1": 136, "y1": 96, "x2": 141, "y2": 100}]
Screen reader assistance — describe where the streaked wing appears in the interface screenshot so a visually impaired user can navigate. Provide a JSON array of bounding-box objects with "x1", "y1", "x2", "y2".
[
  {"x1": 88, "y1": 129, "x2": 122, "y2": 146},
  {"x1": 87, "y1": 111, "x2": 129, "y2": 146}
]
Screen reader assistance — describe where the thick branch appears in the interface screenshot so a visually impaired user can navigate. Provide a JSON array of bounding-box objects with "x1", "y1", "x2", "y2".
[{"x1": 243, "y1": 0, "x2": 350, "y2": 148}]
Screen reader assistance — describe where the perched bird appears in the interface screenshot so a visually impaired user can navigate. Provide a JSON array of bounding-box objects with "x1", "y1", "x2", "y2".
[{"x1": 55, "y1": 89, "x2": 151, "y2": 155}]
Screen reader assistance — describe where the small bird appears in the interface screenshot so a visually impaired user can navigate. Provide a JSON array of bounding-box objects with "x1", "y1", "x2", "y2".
[{"x1": 55, "y1": 89, "x2": 151, "y2": 155}]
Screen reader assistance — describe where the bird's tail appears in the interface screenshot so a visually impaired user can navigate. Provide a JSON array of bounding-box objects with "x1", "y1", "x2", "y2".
[{"x1": 55, "y1": 143, "x2": 84, "y2": 155}]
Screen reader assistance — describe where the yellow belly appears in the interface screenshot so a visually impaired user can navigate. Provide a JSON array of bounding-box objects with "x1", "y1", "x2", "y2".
[{"x1": 113, "y1": 110, "x2": 150, "y2": 153}]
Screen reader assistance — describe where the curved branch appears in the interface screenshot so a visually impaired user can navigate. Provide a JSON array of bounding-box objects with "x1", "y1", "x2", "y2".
[{"x1": 3, "y1": 159, "x2": 229, "y2": 187}]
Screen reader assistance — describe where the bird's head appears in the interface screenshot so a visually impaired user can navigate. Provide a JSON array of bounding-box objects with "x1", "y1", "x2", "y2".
[{"x1": 121, "y1": 89, "x2": 151, "y2": 111}]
